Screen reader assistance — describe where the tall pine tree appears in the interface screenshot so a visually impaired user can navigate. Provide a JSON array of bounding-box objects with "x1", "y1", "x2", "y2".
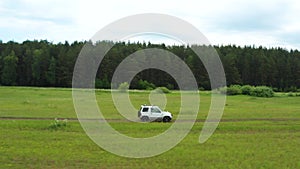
[{"x1": 1, "y1": 51, "x2": 18, "y2": 85}]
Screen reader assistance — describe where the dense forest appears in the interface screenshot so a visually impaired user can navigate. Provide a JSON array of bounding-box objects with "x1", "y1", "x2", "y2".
[{"x1": 0, "y1": 40, "x2": 300, "y2": 91}]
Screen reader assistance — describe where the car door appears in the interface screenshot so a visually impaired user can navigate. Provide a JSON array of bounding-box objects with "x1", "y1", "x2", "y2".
[{"x1": 150, "y1": 106, "x2": 163, "y2": 121}]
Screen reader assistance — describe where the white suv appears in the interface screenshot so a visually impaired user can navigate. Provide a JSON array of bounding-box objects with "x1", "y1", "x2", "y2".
[{"x1": 138, "y1": 105, "x2": 172, "y2": 122}]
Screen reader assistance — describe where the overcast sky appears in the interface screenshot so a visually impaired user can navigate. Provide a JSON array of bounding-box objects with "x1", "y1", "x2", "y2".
[{"x1": 1, "y1": 0, "x2": 300, "y2": 49}]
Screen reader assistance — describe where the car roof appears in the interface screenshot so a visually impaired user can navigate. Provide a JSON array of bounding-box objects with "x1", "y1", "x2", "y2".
[{"x1": 141, "y1": 105, "x2": 156, "y2": 107}]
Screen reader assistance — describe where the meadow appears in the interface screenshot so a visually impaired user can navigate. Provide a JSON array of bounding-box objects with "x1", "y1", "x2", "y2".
[{"x1": 0, "y1": 87, "x2": 299, "y2": 168}]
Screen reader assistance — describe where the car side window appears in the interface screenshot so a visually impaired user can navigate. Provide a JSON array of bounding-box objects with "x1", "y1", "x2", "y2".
[
  {"x1": 151, "y1": 107, "x2": 161, "y2": 113},
  {"x1": 142, "y1": 107, "x2": 149, "y2": 112}
]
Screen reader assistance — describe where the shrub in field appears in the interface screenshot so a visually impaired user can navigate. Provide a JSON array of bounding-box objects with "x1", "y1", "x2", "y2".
[
  {"x1": 48, "y1": 118, "x2": 68, "y2": 130},
  {"x1": 272, "y1": 87, "x2": 280, "y2": 92},
  {"x1": 223, "y1": 85, "x2": 242, "y2": 95},
  {"x1": 220, "y1": 85, "x2": 274, "y2": 97},
  {"x1": 118, "y1": 82, "x2": 129, "y2": 92},
  {"x1": 285, "y1": 86, "x2": 297, "y2": 92},
  {"x1": 287, "y1": 92, "x2": 300, "y2": 97},
  {"x1": 199, "y1": 87, "x2": 205, "y2": 91},
  {"x1": 137, "y1": 80, "x2": 156, "y2": 90},
  {"x1": 250, "y1": 86, "x2": 274, "y2": 97},
  {"x1": 95, "y1": 78, "x2": 110, "y2": 89},
  {"x1": 241, "y1": 85, "x2": 254, "y2": 95},
  {"x1": 219, "y1": 86, "x2": 227, "y2": 95},
  {"x1": 155, "y1": 87, "x2": 171, "y2": 94},
  {"x1": 166, "y1": 83, "x2": 174, "y2": 90}
]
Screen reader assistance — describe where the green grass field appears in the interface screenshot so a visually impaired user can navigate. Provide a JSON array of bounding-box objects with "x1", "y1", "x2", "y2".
[{"x1": 0, "y1": 87, "x2": 300, "y2": 168}]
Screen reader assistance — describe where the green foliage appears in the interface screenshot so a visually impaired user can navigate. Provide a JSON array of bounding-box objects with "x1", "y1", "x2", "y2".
[
  {"x1": 137, "y1": 79, "x2": 156, "y2": 90},
  {"x1": 220, "y1": 85, "x2": 242, "y2": 95},
  {"x1": 220, "y1": 85, "x2": 274, "y2": 97},
  {"x1": 221, "y1": 53, "x2": 242, "y2": 85},
  {"x1": 0, "y1": 40, "x2": 299, "y2": 91},
  {"x1": 241, "y1": 85, "x2": 254, "y2": 95},
  {"x1": 48, "y1": 118, "x2": 68, "y2": 130},
  {"x1": 198, "y1": 87, "x2": 205, "y2": 91},
  {"x1": 1, "y1": 51, "x2": 18, "y2": 85},
  {"x1": 219, "y1": 86, "x2": 227, "y2": 95},
  {"x1": 31, "y1": 49, "x2": 43, "y2": 84},
  {"x1": 46, "y1": 57, "x2": 56, "y2": 85},
  {"x1": 285, "y1": 86, "x2": 298, "y2": 92},
  {"x1": 250, "y1": 86, "x2": 274, "y2": 97},
  {"x1": 118, "y1": 82, "x2": 129, "y2": 92},
  {"x1": 227, "y1": 85, "x2": 242, "y2": 95},
  {"x1": 155, "y1": 87, "x2": 171, "y2": 94},
  {"x1": 95, "y1": 77, "x2": 110, "y2": 89},
  {"x1": 166, "y1": 83, "x2": 174, "y2": 90}
]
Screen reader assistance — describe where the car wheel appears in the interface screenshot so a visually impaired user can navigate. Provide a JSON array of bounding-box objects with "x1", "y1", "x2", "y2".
[
  {"x1": 141, "y1": 116, "x2": 149, "y2": 122},
  {"x1": 163, "y1": 116, "x2": 171, "y2": 122}
]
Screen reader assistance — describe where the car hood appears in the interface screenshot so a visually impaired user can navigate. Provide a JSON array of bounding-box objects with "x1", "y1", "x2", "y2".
[{"x1": 162, "y1": 111, "x2": 172, "y2": 118}]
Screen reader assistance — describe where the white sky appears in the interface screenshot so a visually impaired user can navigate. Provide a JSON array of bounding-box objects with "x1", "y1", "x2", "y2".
[{"x1": 0, "y1": 0, "x2": 300, "y2": 49}]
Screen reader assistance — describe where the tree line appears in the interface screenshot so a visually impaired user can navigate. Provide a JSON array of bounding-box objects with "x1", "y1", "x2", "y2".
[{"x1": 0, "y1": 40, "x2": 299, "y2": 91}]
